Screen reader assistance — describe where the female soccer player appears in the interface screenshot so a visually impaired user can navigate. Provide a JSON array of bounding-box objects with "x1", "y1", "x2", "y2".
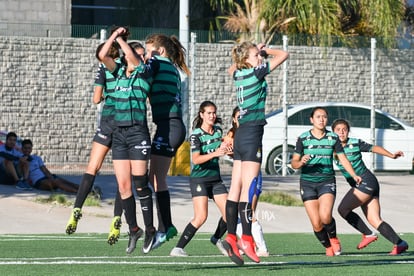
[
  {"x1": 98, "y1": 26, "x2": 153, "y2": 254},
  {"x1": 291, "y1": 107, "x2": 361, "y2": 256},
  {"x1": 332, "y1": 119, "x2": 408, "y2": 255},
  {"x1": 66, "y1": 38, "x2": 121, "y2": 238},
  {"x1": 170, "y1": 101, "x2": 231, "y2": 257},
  {"x1": 143, "y1": 34, "x2": 190, "y2": 249},
  {"x1": 222, "y1": 42, "x2": 288, "y2": 265}
]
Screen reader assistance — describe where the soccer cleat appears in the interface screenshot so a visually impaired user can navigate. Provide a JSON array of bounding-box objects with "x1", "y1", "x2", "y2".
[
  {"x1": 151, "y1": 231, "x2": 167, "y2": 250},
  {"x1": 210, "y1": 236, "x2": 228, "y2": 256},
  {"x1": 107, "y1": 216, "x2": 122, "y2": 245},
  {"x1": 357, "y1": 234, "x2": 378, "y2": 250},
  {"x1": 325, "y1": 246, "x2": 335, "y2": 256},
  {"x1": 165, "y1": 225, "x2": 178, "y2": 241},
  {"x1": 237, "y1": 236, "x2": 260, "y2": 263},
  {"x1": 126, "y1": 228, "x2": 144, "y2": 254},
  {"x1": 142, "y1": 229, "x2": 156, "y2": 254},
  {"x1": 15, "y1": 180, "x2": 32, "y2": 190},
  {"x1": 389, "y1": 240, "x2": 409, "y2": 255},
  {"x1": 330, "y1": 237, "x2": 342, "y2": 256},
  {"x1": 65, "y1": 208, "x2": 82, "y2": 235},
  {"x1": 222, "y1": 236, "x2": 244, "y2": 266},
  {"x1": 170, "y1": 247, "x2": 188, "y2": 257}
]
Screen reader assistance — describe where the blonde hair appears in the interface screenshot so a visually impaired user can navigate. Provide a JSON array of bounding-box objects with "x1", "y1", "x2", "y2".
[{"x1": 231, "y1": 41, "x2": 257, "y2": 70}]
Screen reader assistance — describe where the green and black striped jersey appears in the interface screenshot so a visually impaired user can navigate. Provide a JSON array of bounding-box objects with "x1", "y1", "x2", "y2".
[
  {"x1": 94, "y1": 59, "x2": 121, "y2": 120},
  {"x1": 147, "y1": 56, "x2": 182, "y2": 122},
  {"x1": 294, "y1": 130, "x2": 344, "y2": 183},
  {"x1": 189, "y1": 125, "x2": 223, "y2": 183},
  {"x1": 111, "y1": 63, "x2": 152, "y2": 127},
  {"x1": 233, "y1": 62, "x2": 270, "y2": 126},
  {"x1": 335, "y1": 137, "x2": 372, "y2": 178}
]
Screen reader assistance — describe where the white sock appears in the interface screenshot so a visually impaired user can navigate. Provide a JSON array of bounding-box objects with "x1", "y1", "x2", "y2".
[
  {"x1": 252, "y1": 220, "x2": 268, "y2": 252},
  {"x1": 236, "y1": 220, "x2": 242, "y2": 239}
]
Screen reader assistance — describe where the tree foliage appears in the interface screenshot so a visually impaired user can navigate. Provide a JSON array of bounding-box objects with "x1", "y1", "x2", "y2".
[{"x1": 209, "y1": 0, "x2": 408, "y2": 47}]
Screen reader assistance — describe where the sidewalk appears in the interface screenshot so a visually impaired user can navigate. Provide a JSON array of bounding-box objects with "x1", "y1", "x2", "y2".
[{"x1": 1, "y1": 174, "x2": 413, "y2": 235}]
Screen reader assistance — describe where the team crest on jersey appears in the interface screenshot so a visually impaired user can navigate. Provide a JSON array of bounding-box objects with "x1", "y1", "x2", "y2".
[
  {"x1": 256, "y1": 148, "x2": 262, "y2": 159},
  {"x1": 349, "y1": 144, "x2": 353, "y2": 149}
]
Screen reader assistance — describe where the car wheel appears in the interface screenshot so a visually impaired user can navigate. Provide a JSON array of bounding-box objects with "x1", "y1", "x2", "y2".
[{"x1": 266, "y1": 147, "x2": 296, "y2": 175}]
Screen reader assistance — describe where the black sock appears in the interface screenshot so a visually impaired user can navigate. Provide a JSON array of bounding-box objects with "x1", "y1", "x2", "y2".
[
  {"x1": 113, "y1": 190, "x2": 123, "y2": 217},
  {"x1": 324, "y1": 218, "x2": 337, "y2": 238},
  {"x1": 377, "y1": 221, "x2": 402, "y2": 245},
  {"x1": 344, "y1": 212, "x2": 373, "y2": 235},
  {"x1": 314, "y1": 229, "x2": 331, "y2": 248},
  {"x1": 74, "y1": 173, "x2": 95, "y2": 208},
  {"x1": 133, "y1": 175, "x2": 154, "y2": 233},
  {"x1": 121, "y1": 195, "x2": 138, "y2": 231},
  {"x1": 239, "y1": 201, "x2": 252, "y2": 236},
  {"x1": 176, "y1": 223, "x2": 198, "y2": 249},
  {"x1": 212, "y1": 217, "x2": 227, "y2": 241},
  {"x1": 140, "y1": 195, "x2": 154, "y2": 232},
  {"x1": 225, "y1": 200, "x2": 239, "y2": 235},
  {"x1": 156, "y1": 191, "x2": 171, "y2": 232}
]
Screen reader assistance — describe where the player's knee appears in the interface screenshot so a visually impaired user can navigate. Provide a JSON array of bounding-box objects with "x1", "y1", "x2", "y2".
[
  {"x1": 133, "y1": 174, "x2": 151, "y2": 199},
  {"x1": 337, "y1": 204, "x2": 348, "y2": 218},
  {"x1": 192, "y1": 215, "x2": 207, "y2": 228}
]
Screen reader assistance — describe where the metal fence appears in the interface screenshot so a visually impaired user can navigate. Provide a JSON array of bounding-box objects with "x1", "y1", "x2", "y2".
[{"x1": 1, "y1": 22, "x2": 413, "y2": 49}]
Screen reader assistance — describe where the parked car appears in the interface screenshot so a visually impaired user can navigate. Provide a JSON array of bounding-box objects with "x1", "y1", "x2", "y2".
[{"x1": 262, "y1": 102, "x2": 414, "y2": 175}]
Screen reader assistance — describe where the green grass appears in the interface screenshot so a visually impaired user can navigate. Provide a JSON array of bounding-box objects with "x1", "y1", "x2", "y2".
[
  {"x1": 35, "y1": 194, "x2": 101, "y2": 207},
  {"x1": 260, "y1": 191, "x2": 303, "y2": 206},
  {"x1": 35, "y1": 194, "x2": 72, "y2": 206},
  {"x1": 0, "y1": 233, "x2": 412, "y2": 275}
]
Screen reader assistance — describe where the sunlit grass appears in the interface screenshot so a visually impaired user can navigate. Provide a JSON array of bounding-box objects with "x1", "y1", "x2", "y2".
[
  {"x1": 260, "y1": 191, "x2": 303, "y2": 206},
  {"x1": 35, "y1": 193, "x2": 101, "y2": 207}
]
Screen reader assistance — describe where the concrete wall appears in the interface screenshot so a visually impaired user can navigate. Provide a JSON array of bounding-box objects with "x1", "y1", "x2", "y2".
[
  {"x1": 0, "y1": 0, "x2": 71, "y2": 37},
  {"x1": 0, "y1": 36, "x2": 413, "y2": 172}
]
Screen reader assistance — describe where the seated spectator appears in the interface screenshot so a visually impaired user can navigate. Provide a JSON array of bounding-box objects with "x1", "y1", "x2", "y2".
[
  {"x1": 21, "y1": 139, "x2": 79, "y2": 193},
  {"x1": 0, "y1": 132, "x2": 31, "y2": 190}
]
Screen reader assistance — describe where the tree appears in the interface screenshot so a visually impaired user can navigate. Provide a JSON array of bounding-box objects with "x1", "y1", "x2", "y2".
[
  {"x1": 339, "y1": 0, "x2": 405, "y2": 45},
  {"x1": 261, "y1": 0, "x2": 343, "y2": 45},
  {"x1": 210, "y1": 0, "x2": 407, "y2": 47},
  {"x1": 221, "y1": 0, "x2": 294, "y2": 43}
]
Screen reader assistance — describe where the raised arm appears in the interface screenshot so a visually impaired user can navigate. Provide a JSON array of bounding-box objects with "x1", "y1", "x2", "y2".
[
  {"x1": 372, "y1": 146, "x2": 404, "y2": 159},
  {"x1": 98, "y1": 29, "x2": 121, "y2": 72},
  {"x1": 259, "y1": 45, "x2": 289, "y2": 72}
]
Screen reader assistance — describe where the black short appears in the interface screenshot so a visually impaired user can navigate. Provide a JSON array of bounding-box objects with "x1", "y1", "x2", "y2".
[
  {"x1": 112, "y1": 125, "x2": 151, "y2": 160},
  {"x1": 347, "y1": 170, "x2": 380, "y2": 198},
  {"x1": 151, "y1": 118, "x2": 186, "y2": 158},
  {"x1": 300, "y1": 178, "x2": 337, "y2": 202},
  {"x1": 233, "y1": 124, "x2": 264, "y2": 163},
  {"x1": 190, "y1": 179, "x2": 228, "y2": 199},
  {"x1": 92, "y1": 118, "x2": 115, "y2": 147},
  {"x1": 0, "y1": 164, "x2": 15, "y2": 184}
]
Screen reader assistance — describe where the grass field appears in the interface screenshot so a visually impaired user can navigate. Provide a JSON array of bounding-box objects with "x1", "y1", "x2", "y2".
[{"x1": 1, "y1": 233, "x2": 412, "y2": 275}]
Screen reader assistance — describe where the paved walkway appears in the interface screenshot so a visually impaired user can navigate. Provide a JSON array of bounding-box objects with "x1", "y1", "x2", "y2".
[{"x1": 1, "y1": 174, "x2": 413, "y2": 235}]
